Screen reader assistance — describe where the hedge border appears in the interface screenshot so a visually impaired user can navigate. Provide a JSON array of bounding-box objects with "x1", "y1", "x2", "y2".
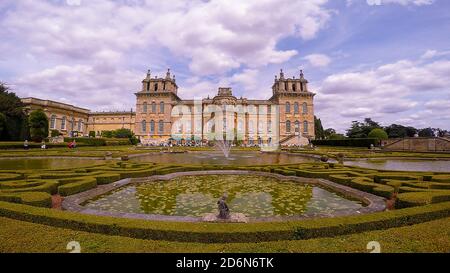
[{"x1": 0, "y1": 201, "x2": 449, "y2": 243}]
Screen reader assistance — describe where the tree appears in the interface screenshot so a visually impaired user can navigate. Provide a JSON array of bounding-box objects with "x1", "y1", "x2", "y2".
[
  {"x1": 111, "y1": 128, "x2": 139, "y2": 145},
  {"x1": 323, "y1": 128, "x2": 336, "y2": 139},
  {"x1": 329, "y1": 133, "x2": 346, "y2": 140},
  {"x1": 28, "y1": 110, "x2": 49, "y2": 142},
  {"x1": 418, "y1": 127, "x2": 434, "y2": 137},
  {"x1": 405, "y1": 126, "x2": 418, "y2": 137},
  {"x1": 0, "y1": 82, "x2": 28, "y2": 141},
  {"x1": 346, "y1": 118, "x2": 381, "y2": 138},
  {"x1": 385, "y1": 124, "x2": 418, "y2": 138},
  {"x1": 314, "y1": 116, "x2": 325, "y2": 140},
  {"x1": 368, "y1": 128, "x2": 388, "y2": 140},
  {"x1": 0, "y1": 113, "x2": 6, "y2": 138}
]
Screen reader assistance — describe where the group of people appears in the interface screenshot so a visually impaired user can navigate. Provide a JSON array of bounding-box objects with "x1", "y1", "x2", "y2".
[{"x1": 23, "y1": 139, "x2": 77, "y2": 149}]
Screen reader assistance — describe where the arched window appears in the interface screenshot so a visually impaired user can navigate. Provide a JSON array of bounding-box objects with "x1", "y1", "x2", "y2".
[
  {"x1": 295, "y1": 120, "x2": 300, "y2": 133},
  {"x1": 141, "y1": 120, "x2": 146, "y2": 132},
  {"x1": 152, "y1": 102, "x2": 156, "y2": 113},
  {"x1": 292, "y1": 83, "x2": 296, "y2": 91},
  {"x1": 150, "y1": 120, "x2": 155, "y2": 134},
  {"x1": 285, "y1": 102, "x2": 291, "y2": 113},
  {"x1": 268, "y1": 120, "x2": 272, "y2": 134},
  {"x1": 303, "y1": 121, "x2": 308, "y2": 134},
  {"x1": 154, "y1": 83, "x2": 158, "y2": 91},
  {"x1": 284, "y1": 82, "x2": 288, "y2": 91},
  {"x1": 50, "y1": 115, "x2": 56, "y2": 129},
  {"x1": 294, "y1": 102, "x2": 299, "y2": 114},
  {"x1": 78, "y1": 119, "x2": 83, "y2": 132},
  {"x1": 158, "y1": 120, "x2": 164, "y2": 134},
  {"x1": 302, "y1": 102, "x2": 308, "y2": 114},
  {"x1": 61, "y1": 116, "x2": 66, "y2": 130},
  {"x1": 160, "y1": 101, "x2": 164, "y2": 113},
  {"x1": 286, "y1": 120, "x2": 291, "y2": 133},
  {"x1": 143, "y1": 102, "x2": 148, "y2": 113}
]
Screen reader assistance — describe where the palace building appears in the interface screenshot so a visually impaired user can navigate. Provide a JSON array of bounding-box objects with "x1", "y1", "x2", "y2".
[{"x1": 21, "y1": 69, "x2": 315, "y2": 146}]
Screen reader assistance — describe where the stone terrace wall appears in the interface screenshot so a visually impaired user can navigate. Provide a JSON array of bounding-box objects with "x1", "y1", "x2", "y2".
[{"x1": 382, "y1": 137, "x2": 450, "y2": 152}]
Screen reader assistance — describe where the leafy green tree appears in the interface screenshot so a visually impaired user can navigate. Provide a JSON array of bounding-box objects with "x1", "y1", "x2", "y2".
[
  {"x1": 0, "y1": 112, "x2": 6, "y2": 137},
  {"x1": 405, "y1": 126, "x2": 418, "y2": 137},
  {"x1": 385, "y1": 124, "x2": 418, "y2": 138},
  {"x1": 346, "y1": 118, "x2": 381, "y2": 138},
  {"x1": 89, "y1": 131, "x2": 96, "y2": 138},
  {"x1": 418, "y1": 127, "x2": 435, "y2": 137},
  {"x1": 324, "y1": 128, "x2": 336, "y2": 139},
  {"x1": 0, "y1": 82, "x2": 28, "y2": 140},
  {"x1": 368, "y1": 128, "x2": 388, "y2": 140},
  {"x1": 111, "y1": 128, "x2": 139, "y2": 145},
  {"x1": 314, "y1": 116, "x2": 325, "y2": 139},
  {"x1": 329, "y1": 133, "x2": 346, "y2": 140},
  {"x1": 437, "y1": 129, "x2": 449, "y2": 137},
  {"x1": 28, "y1": 110, "x2": 49, "y2": 142}
]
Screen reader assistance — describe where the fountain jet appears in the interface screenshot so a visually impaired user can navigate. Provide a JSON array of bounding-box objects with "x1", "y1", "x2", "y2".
[{"x1": 214, "y1": 140, "x2": 233, "y2": 158}]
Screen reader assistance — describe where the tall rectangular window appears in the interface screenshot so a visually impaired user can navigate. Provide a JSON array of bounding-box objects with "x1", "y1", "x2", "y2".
[
  {"x1": 158, "y1": 120, "x2": 164, "y2": 134},
  {"x1": 50, "y1": 115, "x2": 56, "y2": 129}
]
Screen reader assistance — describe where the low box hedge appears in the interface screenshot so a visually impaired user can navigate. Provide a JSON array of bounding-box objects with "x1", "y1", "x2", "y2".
[
  {"x1": 431, "y1": 175, "x2": 450, "y2": 183},
  {"x1": 0, "y1": 192, "x2": 52, "y2": 208},
  {"x1": 0, "y1": 173, "x2": 25, "y2": 181},
  {"x1": 94, "y1": 173, "x2": 121, "y2": 185},
  {"x1": 57, "y1": 178, "x2": 97, "y2": 196},
  {"x1": 0, "y1": 180, "x2": 59, "y2": 195},
  {"x1": 396, "y1": 191, "x2": 450, "y2": 208},
  {"x1": 311, "y1": 138, "x2": 379, "y2": 147},
  {"x1": 0, "y1": 201, "x2": 449, "y2": 243}
]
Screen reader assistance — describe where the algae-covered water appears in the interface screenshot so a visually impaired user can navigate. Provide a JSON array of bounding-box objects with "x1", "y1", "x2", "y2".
[{"x1": 83, "y1": 175, "x2": 363, "y2": 218}]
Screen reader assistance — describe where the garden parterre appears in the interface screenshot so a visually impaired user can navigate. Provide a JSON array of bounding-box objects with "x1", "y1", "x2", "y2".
[{"x1": 0, "y1": 160, "x2": 450, "y2": 243}]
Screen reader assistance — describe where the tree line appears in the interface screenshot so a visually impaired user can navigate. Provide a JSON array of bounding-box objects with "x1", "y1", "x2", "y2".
[{"x1": 315, "y1": 116, "x2": 449, "y2": 140}]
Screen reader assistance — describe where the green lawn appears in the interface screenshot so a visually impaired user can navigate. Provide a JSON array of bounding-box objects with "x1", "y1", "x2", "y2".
[{"x1": 1, "y1": 216, "x2": 449, "y2": 253}]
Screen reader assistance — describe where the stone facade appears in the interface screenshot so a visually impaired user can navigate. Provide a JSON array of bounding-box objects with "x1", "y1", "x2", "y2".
[
  {"x1": 21, "y1": 97, "x2": 90, "y2": 137},
  {"x1": 21, "y1": 68, "x2": 316, "y2": 145},
  {"x1": 135, "y1": 69, "x2": 315, "y2": 145},
  {"x1": 87, "y1": 111, "x2": 135, "y2": 137}
]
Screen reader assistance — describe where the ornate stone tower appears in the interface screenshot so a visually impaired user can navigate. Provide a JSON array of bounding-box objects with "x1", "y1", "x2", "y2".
[
  {"x1": 270, "y1": 69, "x2": 316, "y2": 144},
  {"x1": 135, "y1": 69, "x2": 181, "y2": 142}
]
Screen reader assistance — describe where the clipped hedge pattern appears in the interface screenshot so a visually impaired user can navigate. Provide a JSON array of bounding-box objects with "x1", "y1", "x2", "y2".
[
  {"x1": 0, "y1": 200, "x2": 449, "y2": 243},
  {"x1": 1, "y1": 161, "x2": 450, "y2": 211}
]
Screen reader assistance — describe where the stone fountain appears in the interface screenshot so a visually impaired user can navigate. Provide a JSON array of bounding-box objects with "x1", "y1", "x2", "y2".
[{"x1": 214, "y1": 139, "x2": 233, "y2": 158}]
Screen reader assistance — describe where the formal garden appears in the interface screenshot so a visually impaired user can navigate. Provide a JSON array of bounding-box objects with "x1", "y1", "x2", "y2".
[
  {"x1": 1, "y1": 83, "x2": 450, "y2": 253},
  {"x1": 0, "y1": 144, "x2": 450, "y2": 252}
]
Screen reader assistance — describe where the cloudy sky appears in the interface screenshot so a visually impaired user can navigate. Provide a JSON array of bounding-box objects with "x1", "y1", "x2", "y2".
[{"x1": 0, "y1": 0, "x2": 449, "y2": 132}]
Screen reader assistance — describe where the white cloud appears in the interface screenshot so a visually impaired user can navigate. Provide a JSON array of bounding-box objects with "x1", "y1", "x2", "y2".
[
  {"x1": 304, "y1": 54, "x2": 332, "y2": 68},
  {"x1": 1, "y1": 0, "x2": 332, "y2": 76},
  {"x1": 365, "y1": 0, "x2": 434, "y2": 6},
  {"x1": 15, "y1": 64, "x2": 141, "y2": 111},
  {"x1": 315, "y1": 56, "x2": 450, "y2": 131}
]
